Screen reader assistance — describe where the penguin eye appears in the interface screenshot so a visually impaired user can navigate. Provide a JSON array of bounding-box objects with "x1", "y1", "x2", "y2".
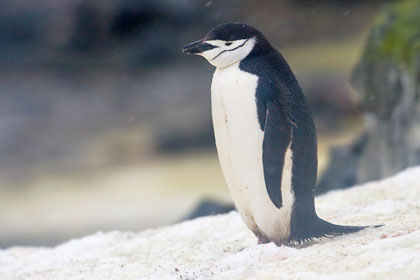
[{"x1": 225, "y1": 42, "x2": 232, "y2": 46}]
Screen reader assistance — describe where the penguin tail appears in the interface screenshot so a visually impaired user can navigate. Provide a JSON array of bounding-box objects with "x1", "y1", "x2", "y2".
[
  {"x1": 315, "y1": 218, "x2": 371, "y2": 237},
  {"x1": 289, "y1": 214, "x2": 382, "y2": 245}
]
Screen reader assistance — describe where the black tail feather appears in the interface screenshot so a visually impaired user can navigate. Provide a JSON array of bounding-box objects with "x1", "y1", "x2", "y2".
[
  {"x1": 288, "y1": 195, "x2": 383, "y2": 245},
  {"x1": 288, "y1": 216, "x2": 378, "y2": 245},
  {"x1": 316, "y1": 218, "x2": 368, "y2": 237}
]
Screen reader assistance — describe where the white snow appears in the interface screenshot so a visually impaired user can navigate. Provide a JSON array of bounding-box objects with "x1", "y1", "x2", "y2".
[{"x1": 1, "y1": 167, "x2": 420, "y2": 280}]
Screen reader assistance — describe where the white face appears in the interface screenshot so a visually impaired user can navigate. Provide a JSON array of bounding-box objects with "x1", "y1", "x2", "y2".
[{"x1": 198, "y1": 37, "x2": 256, "y2": 69}]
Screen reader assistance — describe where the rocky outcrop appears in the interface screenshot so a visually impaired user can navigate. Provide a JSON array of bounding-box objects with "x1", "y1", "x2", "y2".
[
  {"x1": 318, "y1": 0, "x2": 420, "y2": 193},
  {"x1": 1, "y1": 167, "x2": 419, "y2": 280}
]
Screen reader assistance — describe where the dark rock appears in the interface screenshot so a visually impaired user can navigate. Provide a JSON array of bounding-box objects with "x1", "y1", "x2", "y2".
[
  {"x1": 316, "y1": 134, "x2": 367, "y2": 195},
  {"x1": 182, "y1": 199, "x2": 235, "y2": 221},
  {"x1": 318, "y1": 0, "x2": 420, "y2": 192}
]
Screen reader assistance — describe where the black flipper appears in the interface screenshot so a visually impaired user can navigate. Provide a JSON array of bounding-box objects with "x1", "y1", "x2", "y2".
[{"x1": 262, "y1": 100, "x2": 292, "y2": 209}]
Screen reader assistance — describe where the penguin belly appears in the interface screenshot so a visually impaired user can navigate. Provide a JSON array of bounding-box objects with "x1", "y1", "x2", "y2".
[{"x1": 211, "y1": 63, "x2": 295, "y2": 244}]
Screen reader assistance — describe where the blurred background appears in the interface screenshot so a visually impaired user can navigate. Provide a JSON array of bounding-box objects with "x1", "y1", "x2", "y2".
[{"x1": 0, "y1": 0, "x2": 398, "y2": 247}]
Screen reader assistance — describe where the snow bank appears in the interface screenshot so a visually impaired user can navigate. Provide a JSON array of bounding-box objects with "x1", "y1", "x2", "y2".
[{"x1": 1, "y1": 167, "x2": 420, "y2": 280}]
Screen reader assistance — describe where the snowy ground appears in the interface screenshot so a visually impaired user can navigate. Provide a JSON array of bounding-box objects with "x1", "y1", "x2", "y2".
[{"x1": 1, "y1": 167, "x2": 419, "y2": 280}]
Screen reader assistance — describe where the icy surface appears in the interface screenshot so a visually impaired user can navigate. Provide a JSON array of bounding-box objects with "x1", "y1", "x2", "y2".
[{"x1": 1, "y1": 167, "x2": 420, "y2": 280}]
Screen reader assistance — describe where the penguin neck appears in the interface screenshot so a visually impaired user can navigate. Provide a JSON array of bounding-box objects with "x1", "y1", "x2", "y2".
[{"x1": 215, "y1": 61, "x2": 241, "y2": 72}]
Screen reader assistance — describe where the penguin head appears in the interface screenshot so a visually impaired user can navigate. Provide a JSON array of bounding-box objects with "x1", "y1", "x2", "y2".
[{"x1": 182, "y1": 22, "x2": 270, "y2": 68}]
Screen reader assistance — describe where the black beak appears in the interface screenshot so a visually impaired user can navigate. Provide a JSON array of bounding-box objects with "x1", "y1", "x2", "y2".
[{"x1": 182, "y1": 39, "x2": 217, "y2": 54}]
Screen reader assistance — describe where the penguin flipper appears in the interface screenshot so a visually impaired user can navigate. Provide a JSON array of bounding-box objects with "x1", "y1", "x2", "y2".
[{"x1": 262, "y1": 100, "x2": 292, "y2": 209}]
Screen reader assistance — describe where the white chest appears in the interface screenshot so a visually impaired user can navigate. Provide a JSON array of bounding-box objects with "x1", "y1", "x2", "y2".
[{"x1": 210, "y1": 63, "x2": 294, "y2": 243}]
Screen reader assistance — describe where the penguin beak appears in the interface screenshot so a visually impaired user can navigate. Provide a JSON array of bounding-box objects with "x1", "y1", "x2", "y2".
[{"x1": 182, "y1": 40, "x2": 217, "y2": 55}]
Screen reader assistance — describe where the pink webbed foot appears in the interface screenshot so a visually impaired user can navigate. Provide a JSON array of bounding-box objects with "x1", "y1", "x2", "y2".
[{"x1": 257, "y1": 236, "x2": 271, "y2": 245}]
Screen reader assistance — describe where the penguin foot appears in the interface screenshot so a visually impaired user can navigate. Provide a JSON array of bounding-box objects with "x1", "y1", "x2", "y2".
[{"x1": 257, "y1": 236, "x2": 271, "y2": 245}]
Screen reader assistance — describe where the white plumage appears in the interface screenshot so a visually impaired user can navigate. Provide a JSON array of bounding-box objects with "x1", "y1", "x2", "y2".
[{"x1": 211, "y1": 62, "x2": 295, "y2": 243}]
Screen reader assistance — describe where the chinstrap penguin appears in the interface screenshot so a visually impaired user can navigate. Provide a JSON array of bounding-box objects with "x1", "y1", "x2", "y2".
[{"x1": 182, "y1": 22, "x2": 374, "y2": 245}]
